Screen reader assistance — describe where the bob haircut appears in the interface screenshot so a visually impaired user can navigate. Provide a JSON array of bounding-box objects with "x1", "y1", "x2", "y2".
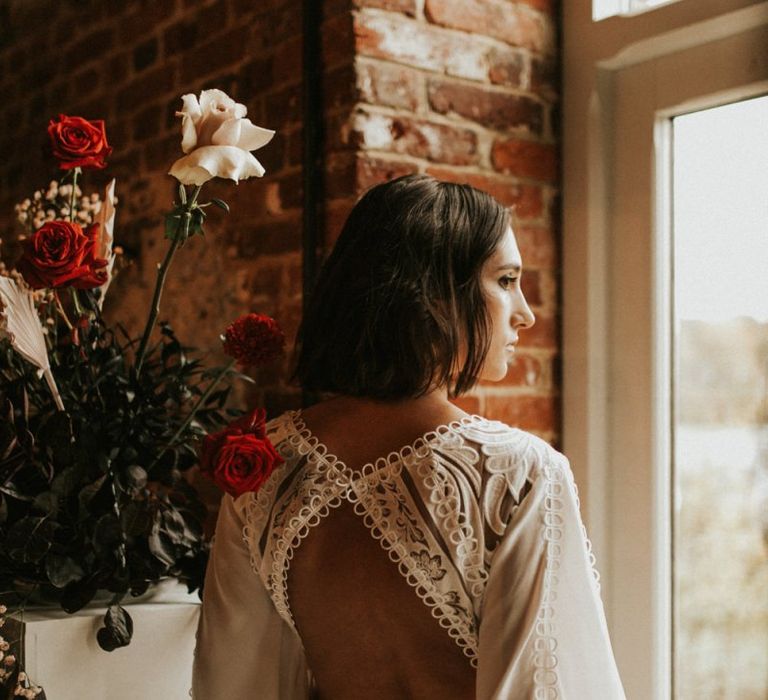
[{"x1": 294, "y1": 174, "x2": 510, "y2": 399}]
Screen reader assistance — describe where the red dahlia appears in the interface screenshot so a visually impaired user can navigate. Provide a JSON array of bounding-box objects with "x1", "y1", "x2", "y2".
[{"x1": 222, "y1": 313, "x2": 285, "y2": 367}]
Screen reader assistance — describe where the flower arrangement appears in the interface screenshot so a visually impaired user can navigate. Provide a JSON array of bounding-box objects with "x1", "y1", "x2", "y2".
[{"x1": 0, "y1": 89, "x2": 282, "y2": 689}]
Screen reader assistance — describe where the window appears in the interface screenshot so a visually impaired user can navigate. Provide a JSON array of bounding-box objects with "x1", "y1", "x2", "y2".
[
  {"x1": 672, "y1": 95, "x2": 768, "y2": 699},
  {"x1": 563, "y1": 2, "x2": 768, "y2": 697},
  {"x1": 593, "y1": 0, "x2": 681, "y2": 22}
]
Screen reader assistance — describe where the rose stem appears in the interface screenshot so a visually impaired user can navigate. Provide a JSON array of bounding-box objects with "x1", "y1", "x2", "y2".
[
  {"x1": 53, "y1": 291, "x2": 73, "y2": 331},
  {"x1": 148, "y1": 358, "x2": 237, "y2": 472},
  {"x1": 68, "y1": 167, "x2": 80, "y2": 223},
  {"x1": 134, "y1": 185, "x2": 202, "y2": 375}
]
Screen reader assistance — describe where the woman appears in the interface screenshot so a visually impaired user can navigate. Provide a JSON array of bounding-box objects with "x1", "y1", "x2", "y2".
[{"x1": 192, "y1": 175, "x2": 626, "y2": 699}]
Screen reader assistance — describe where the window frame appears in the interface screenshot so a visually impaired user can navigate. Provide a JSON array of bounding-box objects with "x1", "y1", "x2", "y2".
[{"x1": 562, "y1": 2, "x2": 768, "y2": 698}]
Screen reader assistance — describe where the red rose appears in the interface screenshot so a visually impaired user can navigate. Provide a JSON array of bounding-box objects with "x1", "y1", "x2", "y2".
[
  {"x1": 18, "y1": 220, "x2": 109, "y2": 290},
  {"x1": 222, "y1": 313, "x2": 285, "y2": 367},
  {"x1": 199, "y1": 408, "x2": 283, "y2": 497},
  {"x1": 48, "y1": 114, "x2": 112, "y2": 170}
]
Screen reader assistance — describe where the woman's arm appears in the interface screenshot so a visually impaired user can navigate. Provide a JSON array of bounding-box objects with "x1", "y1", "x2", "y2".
[
  {"x1": 192, "y1": 493, "x2": 311, "y2": 699},
  {"x1": 476, "y1": 450, "x2": 626, "y2": 699}
]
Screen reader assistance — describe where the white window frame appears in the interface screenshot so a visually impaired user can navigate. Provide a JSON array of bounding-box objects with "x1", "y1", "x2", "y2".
[{"x1": 562, "y1": 2, "x2": 768, "y2": 698}]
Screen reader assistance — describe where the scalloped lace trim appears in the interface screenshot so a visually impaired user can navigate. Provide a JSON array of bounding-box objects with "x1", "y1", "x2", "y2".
[{"x1": 241, "y1": 410, "x2": 554, "y2": 673}]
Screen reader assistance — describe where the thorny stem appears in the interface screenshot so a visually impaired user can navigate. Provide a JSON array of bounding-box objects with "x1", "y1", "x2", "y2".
[
  {"x1": 68, "y1": 168, "x2": 80, "y2": 224},
  {"x1": 134, "y1": 185, "x2": 202, "y2": 376},
  {"x1": 53, "y1": 291, "x2": 73, "y2": 331}
]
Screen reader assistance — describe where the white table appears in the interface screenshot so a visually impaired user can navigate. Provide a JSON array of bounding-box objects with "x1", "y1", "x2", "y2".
[{"x1": 11, "y1": 583, "x2": 200, "y2": 700}]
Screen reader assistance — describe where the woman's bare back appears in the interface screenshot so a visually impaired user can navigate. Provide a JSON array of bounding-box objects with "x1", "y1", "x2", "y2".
[{"x1": 287, "y1": 396, "x2": 476, "y2": 699}]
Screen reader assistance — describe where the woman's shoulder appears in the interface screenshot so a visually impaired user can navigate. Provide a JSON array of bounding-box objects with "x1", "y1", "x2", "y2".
[{"x1": 455, "y1": 414, "x2": 564, "y2": 465}]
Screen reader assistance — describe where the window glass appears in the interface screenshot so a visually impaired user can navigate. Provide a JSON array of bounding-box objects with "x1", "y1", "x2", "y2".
[{"x1": 672, "y1": 95, "x2": 768, "y2": 699}]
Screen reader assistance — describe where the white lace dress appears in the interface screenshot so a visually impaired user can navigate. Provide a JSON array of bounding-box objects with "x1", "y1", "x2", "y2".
[{"x1": 191, "y1": 411, "x2": 626, "y2": 699}]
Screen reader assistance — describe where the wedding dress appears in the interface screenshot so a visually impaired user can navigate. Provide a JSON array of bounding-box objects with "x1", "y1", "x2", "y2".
[{"x1": 191, "y1": 410, "x2": 626, "y2": 699}]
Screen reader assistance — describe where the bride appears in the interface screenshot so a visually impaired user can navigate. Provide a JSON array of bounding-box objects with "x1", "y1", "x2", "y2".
[{"x1": 191, "y1": 175, "x2": 626, "y2": 699}]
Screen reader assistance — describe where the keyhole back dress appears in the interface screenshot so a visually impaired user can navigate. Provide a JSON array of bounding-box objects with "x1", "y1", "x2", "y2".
[{"x1": 191, "y1": 410, "x2": 626, "y2": 699}]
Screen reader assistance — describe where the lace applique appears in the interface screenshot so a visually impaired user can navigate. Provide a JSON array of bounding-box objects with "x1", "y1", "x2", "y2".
[{"x1": 240, "y1": 410, "x2": 559, "y2": 671}]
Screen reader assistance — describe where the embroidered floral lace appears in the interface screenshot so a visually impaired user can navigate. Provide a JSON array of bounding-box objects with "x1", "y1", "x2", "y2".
[{"x1": 192, "y1": 410, "x2": 626, "y2": 699}]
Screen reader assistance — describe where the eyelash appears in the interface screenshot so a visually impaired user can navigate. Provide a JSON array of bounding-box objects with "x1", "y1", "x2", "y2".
[{"x1": 499, "y1": 275, "x2": 518, "y2": 290}]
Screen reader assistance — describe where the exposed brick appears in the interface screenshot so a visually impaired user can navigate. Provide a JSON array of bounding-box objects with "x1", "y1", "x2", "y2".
[
  {"x1": 491, "y1": 138, "x2": 557, "y2": 182},
  {"x1": 132, "y1": 104, "x2": 162, "y2": 141},
  {"x1": 324, "y1": 63, "x2": 358, "y2": 112},
  {"x1": 354, "y1": 12, "x2": 491, "y2": 81},
  {"x1": 321, "y1": 12, "x2": 354, "y2": 69},
  {"x1": 144, "y1": 133, "x2": 182, "y2": 171},
  {"x1": 488, "y1": 48, "x2": 526, "y2": 88},
  {"x1": 485, "y1": 352, "x2": 547, "y2": 389},
  {"x1": 65, "y1": 29, "x2": 115, "y2": 71},
  {"x1": 287, "y1": 128, "x2": 304, "y2": 166},
  {"x1": 257, "y1": 131, "x2": 286, "y2": 174},
  {"x1": 237, "y1": 218, "x2": 302, "y2": 257},
  {"x1": 323, "y1": 197, "x2": 356, "y2": 248},
  {"x1": 117, "y1": 66, "x2": 176, "y2": 114},
  {"x1": 356, "y1": 156, "x2": 419, "y2": 193},
  {"x1": 277, "y1": 169, "x2": 304, "y2": 210},
  {"x1": 521, "y1": 269, "x2": 542, "y2": 306},
  {"x1": 518, "y1": 314, "x2": 557, "y2": 349},
  {"x1": 181, "y1": 26, "x2": 248, "y2": 84},
  {"x1": 133, "y1": 38, "x2": 159, "y2": 73},
  {"x1": 424, "y1": 0, "x2": 555, "y2": 55},
  {"x1": 514, "y1": 225, "x2": 557, "y2": 270},
  {"x1": 518, "y1": 0, "x2": 556, "y2": 13},
  {"x1": 326, "y1": 152, "x2": 357, "y2": 199},
  {"x1": 272, "y1": 36, "x2": 304, "y2": 88},
  {"x1": 264, "y1": 86, "x2": 302, "y2": 127},
  {"x1": 238, "y1": 56, "x2": 275, "y2": 96},
  {"x1": 425, "y1": 167, "x2": 544, "y2": 219},
  {"x1": 352, "y1": 0, "x2": 417, "y2": 15},
  {"x1": 428, "y1": 79, "x2": 543, "y2": 134},
  {"x1": 357, "y1": 60, "x2": 422, "y2": 112},
  {"x1": 531, "y1": 56, "x2": 558, "y2": 101},
  {"x1": 118, "y1": 1, "x2": 179, "y2": 44},
  {"x1": 108, "y1": 52, "x2": 131, "y2": 86},
  {"x1": 353, "y1": 110, "x2": 479, "y2": 165},
  {"x1": 484, "y1": 394, "x2": 558, "y2": 432}
]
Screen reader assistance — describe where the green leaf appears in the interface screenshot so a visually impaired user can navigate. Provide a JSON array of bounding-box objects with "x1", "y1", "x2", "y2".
[
  {"x1": 7, "y1": 516, "x2": 57, "y2": 563},
  {"x1": 189, "y1": 207, "x2": 206, "y2": 237},
  {"x1": 121, "y1": 501, "x2": 151, "y2": 536},
  {"x1": 148, "y1": 516, "x2": 175, "y2": 568},
  {"x1": 0, "y1": 493, "x2": 7, "y2": 524},
  {"x1": 126, "y1": 465, "x2": 147, "y2": 490},
  {"x1": 164, "y1": 211, "x2": 183, "y2": 240},
  {"x1": 97, "y1": 604, "x2": 133, "y2": 651},
  {"x1": 33, "y1": 490, "x2": 58, "y2": 516},
  {"x1": 38, "y1": 411, "x2": 73, "y2": 452},
  {"x1": 210, "y1": 198, "x2": 230, "y2": 213},
  {"x1": 61, "y1": 576, "x2": 98, "y2": 613},
  {"x1": 45, "y1": 553, "x2": 85, "y2": 588}
]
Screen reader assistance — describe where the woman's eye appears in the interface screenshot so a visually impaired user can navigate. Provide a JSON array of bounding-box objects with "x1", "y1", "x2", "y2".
[{"x1": 499, "y1": 275, "x2": 518, "y2": 289}]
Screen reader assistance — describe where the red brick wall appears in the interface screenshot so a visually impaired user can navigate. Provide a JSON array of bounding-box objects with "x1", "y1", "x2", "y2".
[
  {"x1": 0, "y1": 0, "x2": 560, "y2": 441},
  {"x1": 345, "y1": 0, "x2": 561, "y2": 442}
]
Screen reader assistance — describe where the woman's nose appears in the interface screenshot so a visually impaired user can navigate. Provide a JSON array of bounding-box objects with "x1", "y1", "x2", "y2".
[{"x1": 514, "y1": 293, "x2": 536, "y2": 329}]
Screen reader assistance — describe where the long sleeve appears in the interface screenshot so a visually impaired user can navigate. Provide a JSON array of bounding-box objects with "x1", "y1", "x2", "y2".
[
  {"x1": 191, "y1": 493, "x2": 311, "y2": 699},
  {"x1": 476, "y1": 451, "x2": 626, "y2": 699}
]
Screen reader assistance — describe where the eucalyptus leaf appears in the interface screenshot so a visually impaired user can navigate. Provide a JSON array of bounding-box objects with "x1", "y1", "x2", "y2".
[
  {"x1": 210, "y1": 198, "x2": 230, "y2": 213},
  {"x1": 97, "y1": 604, "x2": 133, "y2": 651},
  {"x1": 61, "y1": 576, "x2": 98, "y2": 613},
  {"x1": 7, "y1": 516, "x2": 57, "y2": 563},
  {"x1": 45, "y1": 553, "x2": 85, "y2": 588}
]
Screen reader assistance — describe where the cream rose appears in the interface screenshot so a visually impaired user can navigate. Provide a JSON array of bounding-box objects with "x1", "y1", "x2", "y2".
[{"x1": 168, "y1": 89, "x2": 275, "y2": 186}]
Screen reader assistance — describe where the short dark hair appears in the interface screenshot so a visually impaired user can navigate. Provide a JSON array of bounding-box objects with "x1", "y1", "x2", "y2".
[{"x1": 293, "y1": 174, "x2": 510, "y2": 399}]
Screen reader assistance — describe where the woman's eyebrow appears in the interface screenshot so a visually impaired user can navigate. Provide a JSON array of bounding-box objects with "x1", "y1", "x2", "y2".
[{"x1": 495, "y1": 262, "x2": 522, "y2": 272}]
